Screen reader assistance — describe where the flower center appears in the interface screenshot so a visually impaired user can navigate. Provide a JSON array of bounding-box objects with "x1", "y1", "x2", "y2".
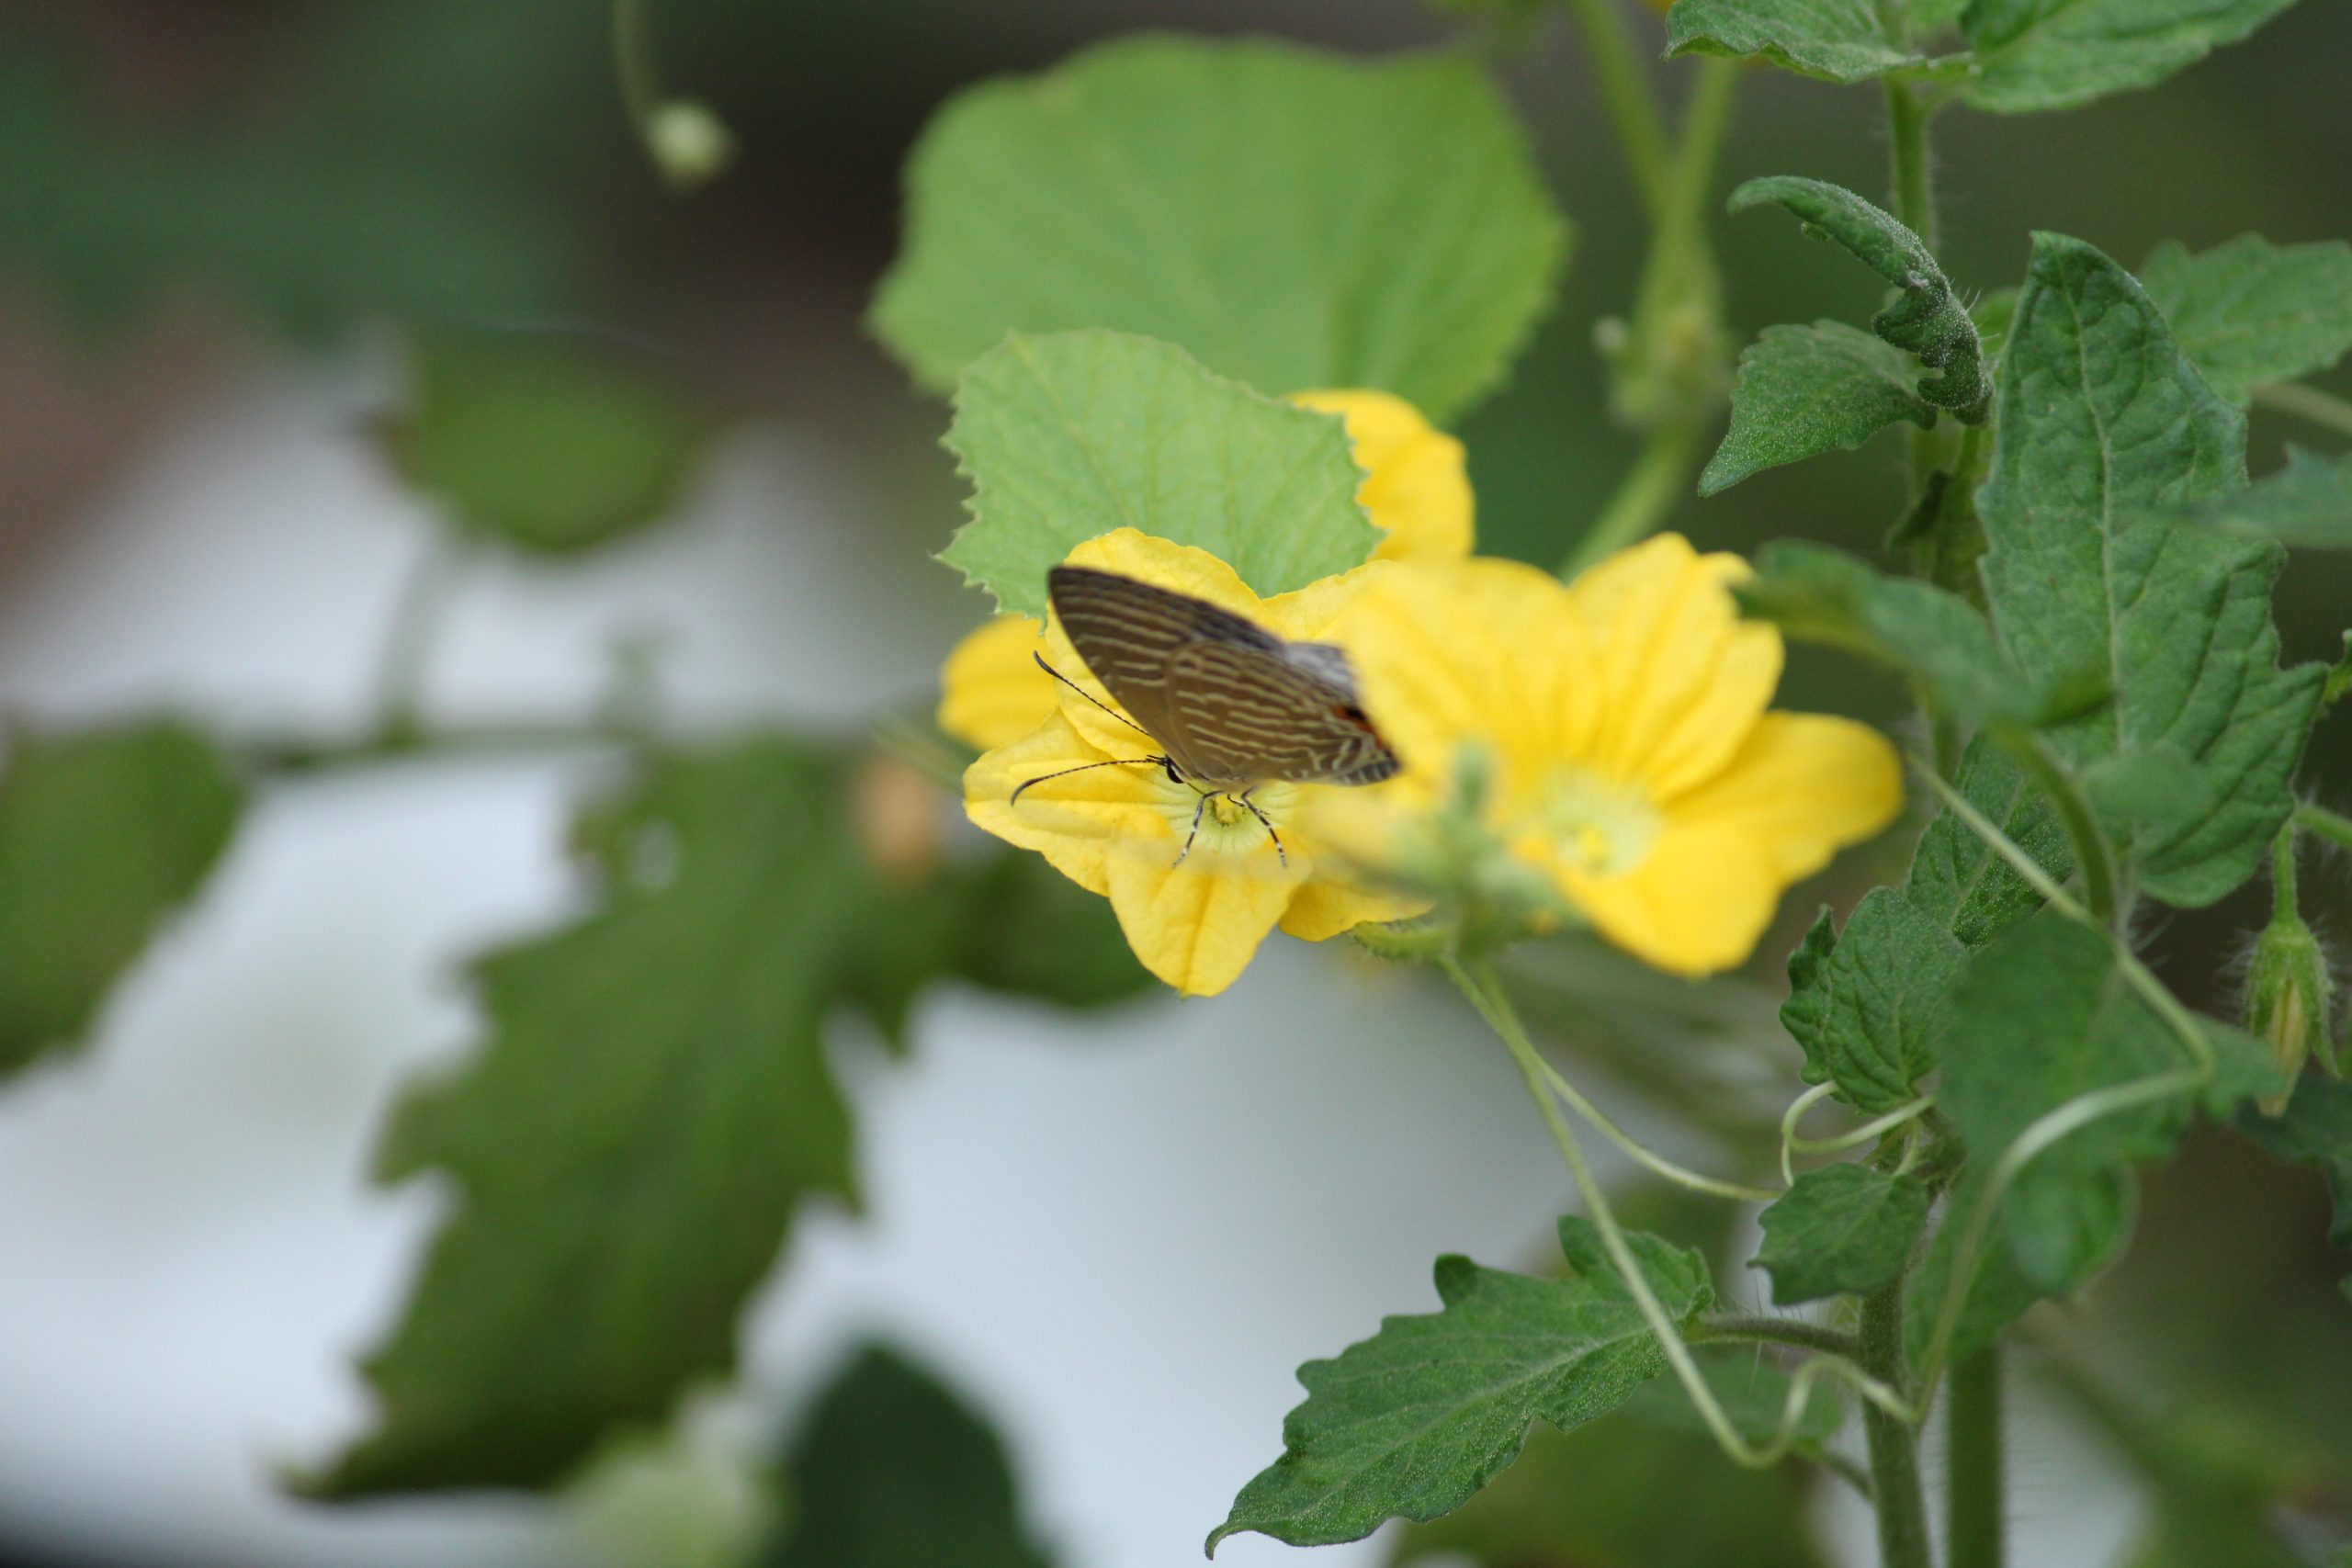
[
  {"x1": 1149, "y1": 777, "x2": 1298, "y2": 863},
  {"x1": 1527, "y1": 767, "x2": 1659, "y2": 877}
]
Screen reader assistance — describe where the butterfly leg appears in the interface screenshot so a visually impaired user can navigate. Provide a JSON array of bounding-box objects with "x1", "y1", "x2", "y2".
[
  {"x1": 1171, "y1": 790, "x2": 1212, "y2": 866},
  {"x1": 1238, "y1": 789, "x2": 1288, "y2": 867}
]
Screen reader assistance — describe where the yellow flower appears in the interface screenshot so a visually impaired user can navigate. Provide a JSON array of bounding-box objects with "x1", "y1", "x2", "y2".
[
  {"x1": 935, "y1": 389, "x2": 1473, "y2": 751},
  {"x1": 963, "y1": 529, "x2": 1428, "y2": 997},
  {"x1": 1316, "y1": 535, "x2": 1902, "y2": 976}
]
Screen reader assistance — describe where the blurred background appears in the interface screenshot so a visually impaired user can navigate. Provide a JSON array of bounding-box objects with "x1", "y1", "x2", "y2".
[{"x1": 0, "y1": 2, "x2": 2346, "y2": 1565}]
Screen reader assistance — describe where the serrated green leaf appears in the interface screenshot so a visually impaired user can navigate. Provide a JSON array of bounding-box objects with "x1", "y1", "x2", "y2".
[
  {"x1": 763, "y1": 1346, "x2": 1052, "y2": 1568},
  {"x1": 1962, "y1": 0, "x2": 2305, "y2": 115},
  {"x1": 1756, "y1": 1164, "x2": 1932, "y2": 1304},
  {"x1": 873, "y1": 35, "x2": 1567, "y2": 423},
  {"x1": 1938, "y1": 914, "x2": 2201, "y2": 1293},
  {"x1": 2189, "y1": 446, "x2": 2352, "y2": 549},
  {"x1": 1977, "y1": 231, "x2": 2325, "y2": 908},
  {"x1": 2140, "y1": 234, "x2": 2352, "y2": 404},
  {"x1": 0, "y1": 723, "x2": 243, "y2": 1077},
  {"x1": 1393, "y1": 1361, "x2": 1834, "y2": 1568},
  {"x1": 1666, "y1": 0, "x2": 1939, "y2": 84},
  {"x1": 384, "y1": 330, "x2": 716, "y2": 555},
  {"x1": 310, "y1": 741, "x2": 879, "y2": 1495},
  {"x1": 1901, "y1": 736, "x2": 2076, "y2": 947},
  {"x1": 1781, "y1": 887, "x2": 1965, "y2": 1113},
  {"x1": 1209, "y1": 1217, "x2": 1711, "y2": 1553},
  {"x1": 1729, "y1": 177, "x2": 1987, "y2": 420},
  {"x1": 1737, "y1": 540, "x2": 2037, "y2": 724},
  {"x1": 1702, "y1": 322, "x2": 1937, "y2": 495},
  {"x1": 942, "y1": 330, "x2": 1380, "y2": 619}
]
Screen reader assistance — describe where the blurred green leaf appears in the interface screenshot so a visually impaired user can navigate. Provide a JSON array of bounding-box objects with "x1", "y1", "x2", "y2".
[
  {"x1": 384, "y1": 330, "x2": 717, "y2": 555},
  {"x1": 2140, "y1": 234, "x2": 2352, "y2": 404},
  {"x1": 942, "y1": 330, "x2": 1378, "y2": 619},
  {"x1": 1782, "y1": 887, "x2": 1964, "y2": 1114},
  {"x1": 944, "y1": 850, "x2": 1153, "y2": 1009},
  {"x1": 873, "y1": 34, "x2": 1568, "y2": 423},
  {"x1": 2235, "y1": 1075, "x2": 2352, "y2": 1276},
  {"x1": 1729, "y1": 177, "x2": 1987, "y2": 420},
  {"x1": 1978, "y1": 231, "x2": 2324, "y2": 908},
  {"x1": 1962, "y1": 0, "x2": 2306, "y2": 115},
  {"x1": 1210, "y1": 1218, "x2": 1713, "y2": 1553},
  {"x1": 1666, "y1": 0, "x2": 1946, "y2": 84},
  {"x1": 1391, "y1": 1368, "x2": 1833, "y2": 1568},
  {"x1": 1756, "y1": 1164, "x2": 1931, "y2": 1304},
  {"x1": 2190, "y1": 446, "x2": 2352, "y2": 549},
  {"x1": 0, "y1": 723, "x2": 243, "y2": 1077},
  {"x1": 1622, "y1": 1345, "x2": 1847, "y2": 1453},
  {"x1": 1702, "y1": 322, "x2": 1936, "y2": 494},
  {"x1": 1737, "y1": 540, "x2": 2039, "y2": 724},
  {"x1": 764, "y1": 1345, "x2": 1052, "y2": 1568}
]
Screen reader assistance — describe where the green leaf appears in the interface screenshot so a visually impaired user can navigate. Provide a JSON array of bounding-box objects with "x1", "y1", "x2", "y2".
[
  {"x1": 1392, "y1": 1370, "x2": 1834, "y2": 1568},
  {"x1": 1666, "y1": 0, "x2": 1941, "y2": 84},
  {"x1": 2189, "y1": 446, "x2": 2352, "y2": 549},
  {"x1": 1976, "y1": 231, "x2": 2325, "y2": 908},
  {"x1": 1736, "y1": 540, "x2": 2037, "y2": 725},
  {"x1": 872, "y1": 35, "x2": 1567, "y2": 423},
  {"x1": 2140, "y1": 234, "x2": 2352, "y2": 403},
  {"x1": 1701, "y1": 322, "x2": 1937, "y2": 495},
  {"x1": 764, "y1": 1346, "x2": 1052, "y2": 1568},
  {"x1": 2235, "y1": 1075, "x2": 2352, "y2": 1259},
  {"x1": 942, "y1": 330, "x2": 1380, "y2": 619},
  {"x1": 1755, "y1": 1164, "x2": 1932, "y2": 1304},
  {"x1": 1781, "y1": 887, "x2": 1965, "y2": 1113},
  {"x1": 0, "y1": 723, "x2": 243, "y2": 1077},
  {"x1": 1208, "y1": 1217, "x2": 1712, "y2": 1553},
  {"x1": 1729, "y1": 177, "x2": 1987, "y2": 420},
  {"x1": 1901, "y1": 736, "x2": 2075, "y2": 948},
  {"x1": 944, "y1": 850, "x2": 1154, "y2": 1009},
  {"x1": 309, "y1": 741, "x2": 878, "y2": 1495},
  {"x1": 1962, "y1": 0, "x2": 2305, "y2": 115},
  {"x1": 1937, "y1": 914, "x2": 2201, "y2": 1293},
  {"x1": 384, "y1": 329, "x2": 716, "y2": 555}
]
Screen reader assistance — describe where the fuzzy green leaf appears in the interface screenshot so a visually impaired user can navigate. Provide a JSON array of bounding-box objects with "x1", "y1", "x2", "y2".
[
  {"x1": 1938, "y1": 914, "x2": 2202, "y2": 1293},
  {"x1": 0, "y1": 723, "x2": 243, "y2": 1077},
  {"x1": 1209, "y1": 1218, "x2": 1711, "y2": 1553},
  {"x1": 2140, "y1": 234, "x2": 2352, "y2": 404},
  {"x1": 1729, "y1": 177, "x2": 1987, "y2": 419},
  {"x1": 873, "y1": 35, "x2": 1566, "y2": 423},
  {"x1": 1781, "y1": 887, "x2": 1965, "y2": 1114},
  {"x1": 765, "y1": 1346, "x2": 1052, "y2": 1568},
  {"x1": 1756, "y1": 1164, "x2": 1931, "y2": 1305},
  {"x1": 1902, "y1": 737, "x2": 2076, "y2": 947},
  {"x1": 1977, "y1": 231, "x2": 2324, "y2": 908},
  {"x1": 1702, "y1": 322, "x2": 1937, "y2": 494},
  {"x1": 1665, "y1": 0, "x2": 1939, "y2": 84},
  {"x1": 1962, "y1": 0, "x2": 2306, "y2": 115},
  {"x1": 2190, "y1": 446, "x2": 2352, "y2": 549},
  {"x1": 306, "y1": 742, "x2": 875, "y2": 1495},
  {"x1": 384, "y1": 330, "x2": 715, "y2": 555},
  {"x1": 942, "y1": 330, "x2": 1379, "y2": 619},
  {"x1": 1737, "y1": 541, "x2": 2037, "y2": 724}
]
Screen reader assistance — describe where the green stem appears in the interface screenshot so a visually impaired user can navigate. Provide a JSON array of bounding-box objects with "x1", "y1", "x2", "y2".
[
  {"x1": 1564, "y1": 421, "x2": 1702, "y2": 578},
  {"x1": 1562, "y1": 0, "x2": 1674, "y2": 215},
  {"x1": 1947, "y1": 1346, "x2": 2006, "y2": 1568},
  {"x1": 2298, "y1": 801, "x2": 2352, "y2": 854},
  {"x1": 1530, "y1": 1052, "x2": 1780, "y2": 1202},
  {"x1": 612, "y1": 0, "x2": 661, "y2": 136},
  {"x1": 1992, "y1": 728, "x2": 2120, "y2": 930},
  {"x1": 370, "y1": 532, "x2": 468, "y2": 750},
  {"x1": 1883, "y1": 77, "x2": 1937, "y2": 251},
  {"x1": 245, "y1": 718, "x2": 627, "y2": 776},
  {"x1": 2271, "y1": 819, "x2": 2300, "y2": 922},
  {"x1": 2253, "y1": 380, "x2": 2352, "y2": 438},
  {"x1": 1860, "y1": 1279, "x2": 1935, "y2": 1568},
  {"x1": 1687, "y1": 1315, "x2": 1861, "y2": 1358}
]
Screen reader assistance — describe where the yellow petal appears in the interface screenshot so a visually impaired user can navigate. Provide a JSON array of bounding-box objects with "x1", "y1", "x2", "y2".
[
  {"x1": 1666, "y1": 711, "x2": 1905, "y2": 881},
  {"x1": 1289, "y1": 389, "x2": 1475, "y2": 562},
  {"x1": 1277, "y1": 871, "x2": 1430, "y2": 942},
  {"x1": 1566, "y1": 534, "x2": 1782, "y2": 800},
  {"x1": 965, "y1": 712, "x2": 1170, "y2": 896},
  {"x1": 1257, "y1": 557, "x2": 1393, "y2": 643},
  {"x1": 938, "y1": 614, "x2": 1057, "y2": 751},
  {"x1": 1102, "y1": 826, "x2": 1309, "y2": 996},
  {"x1": 1556, "y1": 825, "x2": 1781, "y2": 976},
  {"x1": 1332, "y1": 557, "x2": 1600, "y2": 798}
]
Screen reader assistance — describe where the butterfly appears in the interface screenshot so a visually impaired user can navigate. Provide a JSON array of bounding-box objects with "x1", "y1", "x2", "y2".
[{"x1": 1012, "y1": 566, "x2": 1399, "y2": 864}]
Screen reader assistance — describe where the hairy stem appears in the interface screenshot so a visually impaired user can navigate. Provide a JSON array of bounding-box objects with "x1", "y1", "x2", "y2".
[
  {"x1": 1883, "y1": 77, "x2": 1937, "y2": 251},
  {"x1": 2253, "y1": 379, "x2": 2352, "y2": 438},
  {"x1": 1564, "y1": 421, "x2": 1702, "y2": 578},
  {"x1": 1947, "y1": 1346, "x2": 2006, "y2": 1568},
  {"x1": 1860, "y1": 1279, "x2": 1934, "y2": 1568},
  {"x1": 2297, "y1": 801, "x2": 2352, "y2": 854},
  {"x1": 1687, "y1": 1314, "x2": 1861, "y2": 1358},
  {"x1": 1992, "y1": 728, "x2": 2121, "y2": 930}
]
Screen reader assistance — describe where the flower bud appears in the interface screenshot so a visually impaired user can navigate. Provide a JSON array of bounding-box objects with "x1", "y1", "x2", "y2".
[{"x1": 2244, "y1": 903, "x2": 2335, "y2": 1115}]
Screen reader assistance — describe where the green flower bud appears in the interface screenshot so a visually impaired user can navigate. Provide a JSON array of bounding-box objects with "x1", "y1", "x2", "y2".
[{"x1": 2244, "y1": 894, "x2": 2335, "y2": 1116}]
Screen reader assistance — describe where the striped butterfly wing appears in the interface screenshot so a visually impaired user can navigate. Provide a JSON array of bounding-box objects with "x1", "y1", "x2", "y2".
[
  {"x1": 1046, "y1": 566, "x2": 1282, "y2": 773},
  {"x1": 1164, "y1": 639, "x2": 1398, "y2": 788}
]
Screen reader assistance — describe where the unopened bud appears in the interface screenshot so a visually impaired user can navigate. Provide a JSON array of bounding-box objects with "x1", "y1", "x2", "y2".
[
  {"x1": 2245, "y1": 908, "x2": 2335, "y2": 1115},
  {"x1": 648, "y1": 100, "x2": 735, "y2": 188}
]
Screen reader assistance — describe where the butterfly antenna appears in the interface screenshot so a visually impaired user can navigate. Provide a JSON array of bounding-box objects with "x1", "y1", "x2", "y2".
[
  {"x1": 1033, "y1": 652, "x2": 1159, "y2": 742},
  {"x1": 1010, "y1": 756, "x2": 1161, "y2": 806},
  {"x1": 1237, "y1": 790, "x2": 1288, "y2": 867}
]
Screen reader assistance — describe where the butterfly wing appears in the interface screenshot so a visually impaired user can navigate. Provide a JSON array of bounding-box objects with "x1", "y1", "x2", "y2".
[
  {"x1": 1047, "y1": 566, "x2": 1281, "y2": 773},
  {"x1": 1164, "y1": 639, "x2": 1398, "y2": 788}
]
